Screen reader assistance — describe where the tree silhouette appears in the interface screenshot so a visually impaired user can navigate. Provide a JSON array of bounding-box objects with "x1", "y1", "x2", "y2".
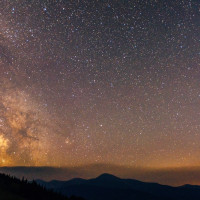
[{"x1": 0, "y1": 173, "x2": 84, "y2": 200}]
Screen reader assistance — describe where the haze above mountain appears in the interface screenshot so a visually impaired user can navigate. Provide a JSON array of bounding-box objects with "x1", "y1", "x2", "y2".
[{"x1": 1, "y1": 164, "x2": 200, "y2": 186}]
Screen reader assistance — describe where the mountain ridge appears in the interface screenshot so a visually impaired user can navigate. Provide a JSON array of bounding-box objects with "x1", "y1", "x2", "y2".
[{"x1": 36, "y1": 173, "x2": 200, "y2": 200}]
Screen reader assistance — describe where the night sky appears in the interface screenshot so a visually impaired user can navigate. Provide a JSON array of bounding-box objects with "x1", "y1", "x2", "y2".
[{"x1": 0, "y1": 0, "x2": 200, "y2": 173}]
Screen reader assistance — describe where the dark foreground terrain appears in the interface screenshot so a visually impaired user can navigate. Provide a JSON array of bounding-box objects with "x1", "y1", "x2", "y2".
[
  {"x1": 0, "y1": 173, "x2": 84, "y2": 200},
  {"x1": 37, "y1": 173, "x2": 200, "y2": 200},
  {"x1": 2, "y1": 172, "x2": 200, "y2": 200}
]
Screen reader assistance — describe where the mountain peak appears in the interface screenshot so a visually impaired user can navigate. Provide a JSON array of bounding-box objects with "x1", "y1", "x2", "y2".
[{"x1": 96, "y1": 173, "x2": 120, "y2": 180}]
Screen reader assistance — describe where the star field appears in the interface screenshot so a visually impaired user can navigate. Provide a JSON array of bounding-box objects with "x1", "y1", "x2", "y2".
[{"x1": 0, "y1": 0, "x2": 200, "y2": 169}]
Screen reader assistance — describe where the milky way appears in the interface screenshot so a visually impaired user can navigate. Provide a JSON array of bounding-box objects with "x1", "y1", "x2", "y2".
[{"x1": 0, "y1": 0, "x2": 199, "y2": 168}]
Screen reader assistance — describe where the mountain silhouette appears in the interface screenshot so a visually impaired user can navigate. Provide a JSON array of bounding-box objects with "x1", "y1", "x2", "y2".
[
  {"x1": 37, "y1": 173, "x2": 200, "y2": 200},
  {"x1": 0, "y1": 173, "x2": 84, "y2": 200}
]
